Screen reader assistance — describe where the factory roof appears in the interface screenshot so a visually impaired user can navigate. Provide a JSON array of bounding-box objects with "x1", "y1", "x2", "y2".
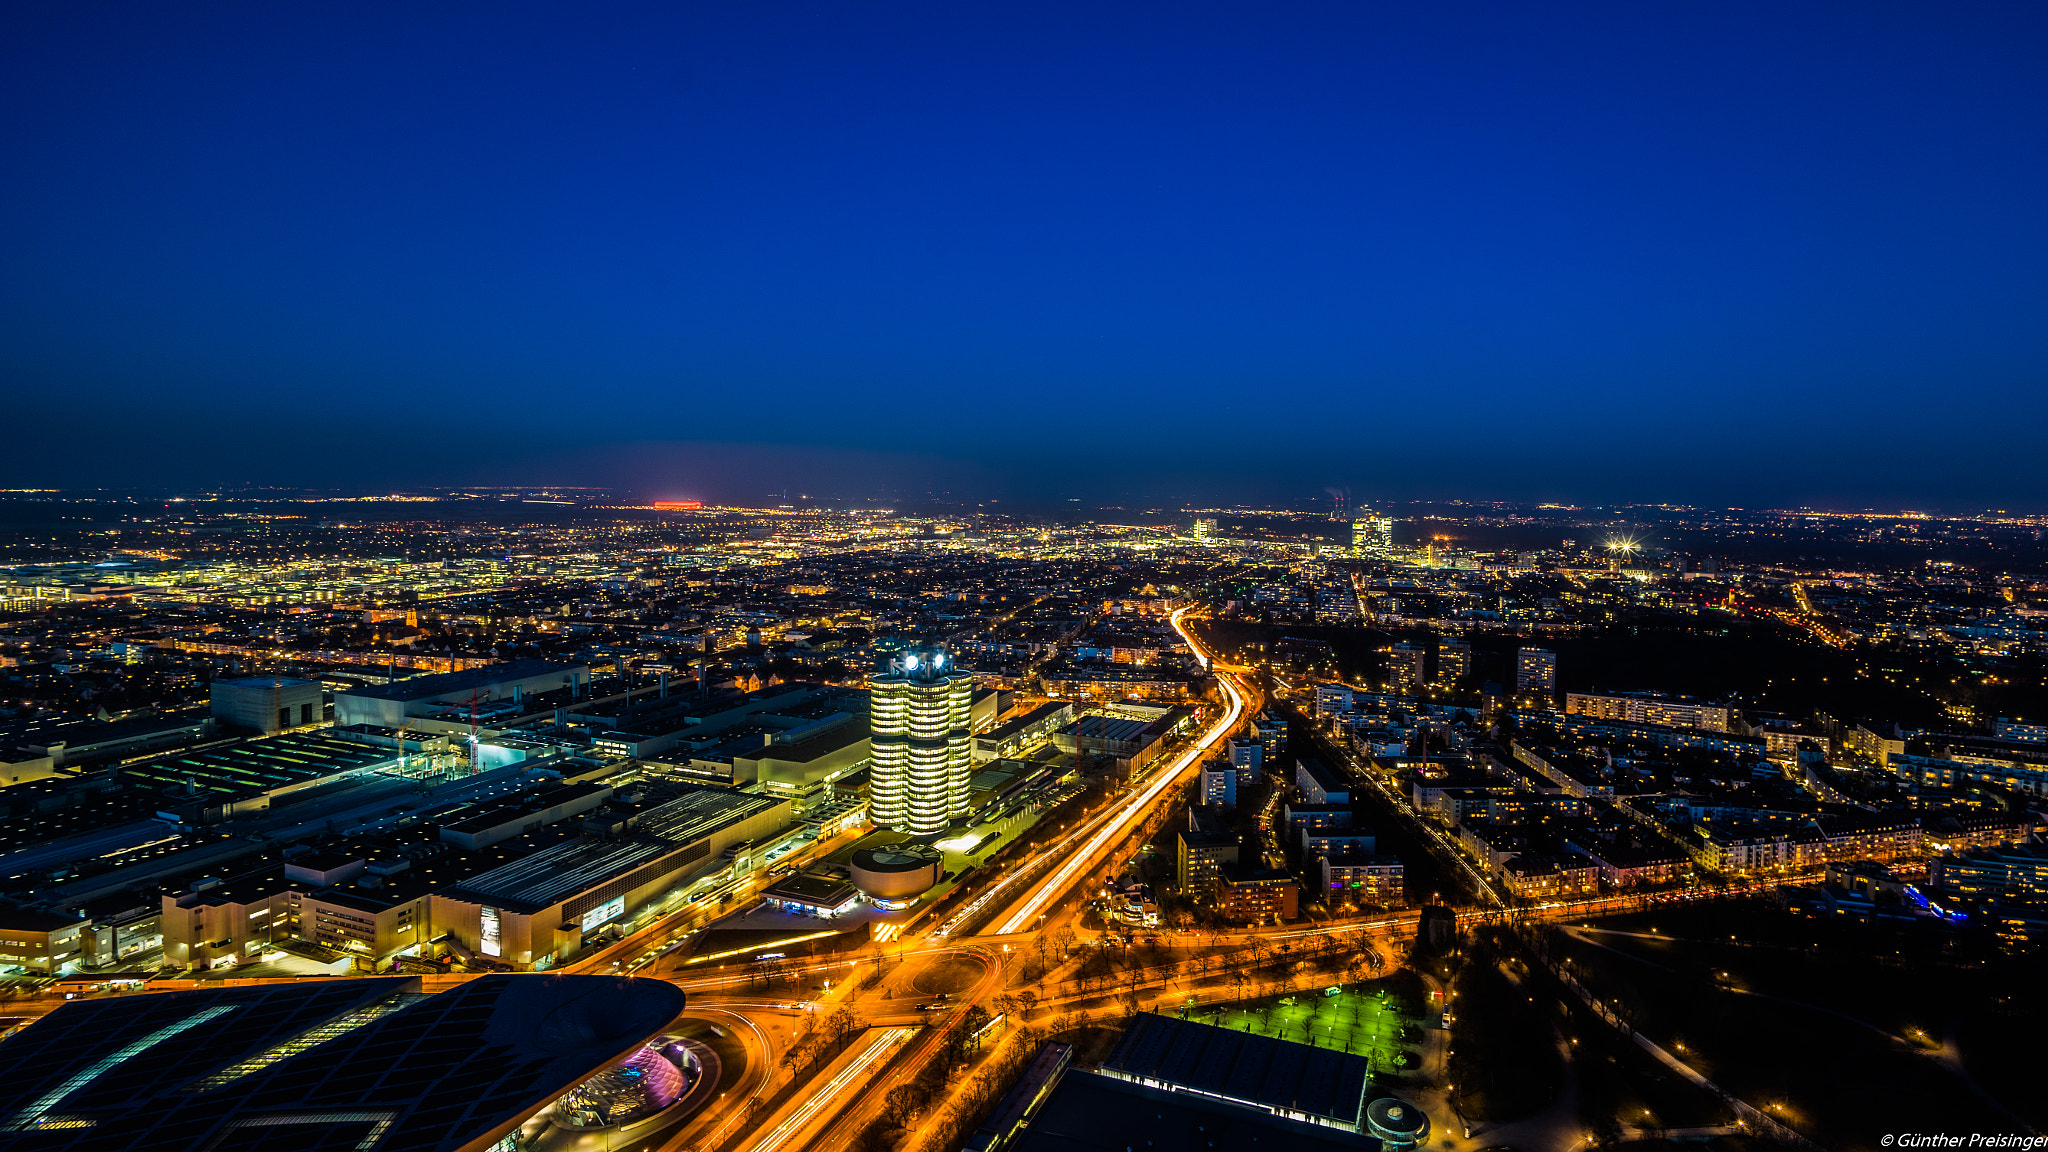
[
  {"x1": 336, "y1": 659, "x2": 586, "y2": 704},
  {"x1": 122, "y1": 731, "x2": 396, "y2": 801},
  {"x1": 448, "y1": 785, "x2": 781, "y2": 913}
]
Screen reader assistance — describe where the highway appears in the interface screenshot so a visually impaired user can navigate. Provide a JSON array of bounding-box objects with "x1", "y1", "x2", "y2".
[
  {"x1": 984, "y1": 607, "x2": 1252, "y2": 935},
  {"x1": 0, "y1": 608, "x2": 1824, "y2": 1152}
]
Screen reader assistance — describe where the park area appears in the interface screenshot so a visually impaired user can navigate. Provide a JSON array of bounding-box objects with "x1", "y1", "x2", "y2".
[{"x1": 1182, "y1": 978, "x2": 1423, "y2": 1073}]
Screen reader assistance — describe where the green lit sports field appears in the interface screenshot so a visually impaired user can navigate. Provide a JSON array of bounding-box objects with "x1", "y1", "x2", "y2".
[{"x1": 1184, "y1": 986, "x2": 1416, "y2": 1071}]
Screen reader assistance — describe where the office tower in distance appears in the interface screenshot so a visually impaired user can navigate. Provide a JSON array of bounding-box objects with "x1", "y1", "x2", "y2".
[
  {"x1": 1191, "y1": 517, "x2": 1217, "y2": 541},
  {"x1": 1517, "y1": 648, "x2": 1557, "y2": 699},
  {"x1": 869, "y1": 643, "x2": 974, "y2": 834},
  {"x1": 1436, "y1": 640, "x2": 1472, "y2": 686},
  {"x1": 1353, "y1": 512, "x2": 1395, "y2": 558},
  {"x1": 1387, "y1": 643, "x2": 1426, "y2": 695}
]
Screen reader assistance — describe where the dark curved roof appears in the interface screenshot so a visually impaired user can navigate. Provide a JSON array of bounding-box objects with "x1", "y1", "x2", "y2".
[
  {"x1": 1098, "y1": 1012, "x2": 1370, "y2": 1131},
  {"x1": 0, "y1": 974, "x2": 685, "y2": 1152}
]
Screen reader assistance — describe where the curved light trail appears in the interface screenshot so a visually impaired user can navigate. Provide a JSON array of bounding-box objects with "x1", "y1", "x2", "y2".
[{"x1": 992, "y1": 607, "x2": 1249, "y2": 935}]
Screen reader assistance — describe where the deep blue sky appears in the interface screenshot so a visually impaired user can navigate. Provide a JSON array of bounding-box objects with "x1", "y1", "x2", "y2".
[{"x1": 4, "y1": 2, "x2": 2046, "y2": 508}]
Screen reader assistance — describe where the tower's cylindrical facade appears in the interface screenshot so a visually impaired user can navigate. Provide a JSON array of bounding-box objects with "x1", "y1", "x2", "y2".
[{"x1": 868, "y1": 645, "x2": 973, "y2": 834}]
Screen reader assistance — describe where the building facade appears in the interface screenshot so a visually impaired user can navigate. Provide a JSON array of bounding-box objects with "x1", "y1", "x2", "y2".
[
  {"x1": 868, "y1": 644, "x2": 974, "y2": 834},
  {"x1": 210, "y1": 676, "x2": 325, "y2": 735}
]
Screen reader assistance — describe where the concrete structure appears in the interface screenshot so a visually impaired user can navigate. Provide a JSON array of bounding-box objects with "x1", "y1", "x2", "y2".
[
  {"x1": 1317, "y1": 849, "x2": 1404, "y2": 904},
  {"x1": 1215, "y1": 863, "x2": 1299, "y2": 921},
  {"x1": 1226, "y1": 736, "x2": 1261, "y2": 776},
  {"x1": 0, "y1": 908, "x2": 87, "y2": 975},
  {"x1": 1200, "y1": 761, "x2": 1236, "y2": 809},
  {"x1": 210, "y1": 676, "x2": 325, "y2": 735},
  {"x1": 0, "y1": 710, "x2": 218, "y2": 773},
  {"x1": 868, "y1": 645, "x2": 973, "y2": 834},
  {"x1": 333, "y1": 659, "x2": 590, "y2": 728},
  {"x1": 1366, "y1": 1097, "x2": 1431, "y2": 1148},
  {"x1": 1295, "y1": 757, "x2": 1349, "y2": 805},
  {"x1": 761, "y1": 872, "x2": 863, "y2": 918},
  {"x1": 122, "y1": 731, "x2": 404, "y2": 825},
  {"x1": 848, "y1": 842, "x2": 944, "y2": 906},
  {"x1": 973, "y1": 701, "x2": 1074, "y2": 762},
  {"x1": 1516, "y1": 648, "x2": 1556, "y2": 698},
  {"x1": 1176, "y1": 825, "x2": 1239, "y2": 895},
  {"x1": 440, "y1": 786, "x2": 788, "y2": 970},
  {"x1": 1352, "y1": 514, "x2": 1393, "y2": 559},
  {"x1": 163, "y1": 782, "x2": 788, "y2": 972},
  {"x1": 1386, "y1": 643, "x2": 1426, "y2": 694},
  {"x1": 1564, "y1": 691, "x2": 1732, "y2": 732},
  {"x1": 438, "y1": 782, "x2": 615, "y2": 849},
  {"x1": 1435, "y1": 640, "x2": 1471, "y2": 686}
]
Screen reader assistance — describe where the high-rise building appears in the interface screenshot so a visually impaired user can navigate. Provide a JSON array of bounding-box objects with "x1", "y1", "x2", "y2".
[
  {"x1": 869, "y1": 644, "x2": 973, "y2": 834},
  {"x1": 210, "y1": 676, "x2": 324, "y2": 735},
  {"x1": 1352, "y1": 514, "x2": 1394, "y2": 558},
  {"x1": 1435, "y1": 640, "x2": 1471, "y2": 686},
  {"x1": 1201, "y1": 761, "x2": 1237, "y2": 808},
  {"x1": 1191, "y1": 517, "x2": 1217, "y2": 541},
  {"x1": 1387, "y1": 643, "x2": 1426, "y2": 695},
  {"x1": 1517, "y1": 648, "x2": 1557, "y2": 698}
]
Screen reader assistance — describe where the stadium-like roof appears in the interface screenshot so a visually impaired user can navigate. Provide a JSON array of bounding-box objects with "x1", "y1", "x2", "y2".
[{"x1": 0, "y1": 974, "x2": 685, "y2": 1151}]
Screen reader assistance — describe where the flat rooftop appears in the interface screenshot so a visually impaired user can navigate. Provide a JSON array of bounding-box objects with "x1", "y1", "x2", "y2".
[
  {"x1": 122, "y1": 731, "x2": 398, "y2": 800},
  {"x1": 337, "y1": 659, "x2": 585, "y2": 704},
  {"x1": 449, "y1": 785, "x2": 782, "y2": 913}
]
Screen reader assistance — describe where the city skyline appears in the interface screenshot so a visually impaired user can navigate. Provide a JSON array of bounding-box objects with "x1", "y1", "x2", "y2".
[{"x1": 3, "y1": 5, "x2": 2045, "y2": 1149}]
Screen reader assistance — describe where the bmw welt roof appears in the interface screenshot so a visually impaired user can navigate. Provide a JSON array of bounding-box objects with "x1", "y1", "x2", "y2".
[{"x1": 0, "y1": 974, "x2": 685, "y2": 1151}]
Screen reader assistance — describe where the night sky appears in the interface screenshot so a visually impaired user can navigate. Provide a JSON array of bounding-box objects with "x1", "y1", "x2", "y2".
[{"x1": 4, "y1": 2, "x2": 2046, "y2": 508}]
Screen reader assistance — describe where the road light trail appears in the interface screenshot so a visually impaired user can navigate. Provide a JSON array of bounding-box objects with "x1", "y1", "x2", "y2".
[
  {"x1": 992, "y1": 607, "x2": 1248, "y2": 935},
  {"x1": 739, "y1": 1026, "x2": 915, "y2": 1152}
]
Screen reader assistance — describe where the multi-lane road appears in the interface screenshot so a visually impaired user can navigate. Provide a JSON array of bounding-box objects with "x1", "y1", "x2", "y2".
[{"x1": 1, "y1": 609, "x2": 1815, "y2": 1152}]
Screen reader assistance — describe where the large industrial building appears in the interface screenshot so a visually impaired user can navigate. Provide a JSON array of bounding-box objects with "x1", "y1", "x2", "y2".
[
  {"x1": 0, "y1": 974, "x2": 688, "y2": 1151},
  {"x1": 868, "y1": 644, "x2": 973, "y2": 835},
  {"x1": 160, "y1": 778, "x2": 789, "y2": 972},
  {"x1": 332, "y1": 660, "x2": 592, "y2": 729}
]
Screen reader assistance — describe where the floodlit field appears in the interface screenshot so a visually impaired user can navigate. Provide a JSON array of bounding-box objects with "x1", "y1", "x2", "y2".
[{"x1": 1185, "y1": 985, "x2": 1418, "y2": 1072}]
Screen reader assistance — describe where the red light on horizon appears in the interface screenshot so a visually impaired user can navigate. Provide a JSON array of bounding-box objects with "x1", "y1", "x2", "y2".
[{"x1": 652, "y1": 500, "x2": 703, "y2": 509}]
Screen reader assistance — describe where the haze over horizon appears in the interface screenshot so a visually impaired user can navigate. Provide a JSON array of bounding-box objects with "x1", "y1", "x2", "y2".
[{"x1": 5, "y1": 2, "x2": 2046, "y2": 509}]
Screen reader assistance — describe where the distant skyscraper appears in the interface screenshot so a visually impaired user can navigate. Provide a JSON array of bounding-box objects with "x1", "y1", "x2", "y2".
[
  {"x1": 1353, "y1": 513, "x2": 1394, "y2": 558},
  {"x1": 1435, "y1": 640, "x2": 1472, "y2": 685},
  {"x1": 869, "y1": 644, "x2": 973, "y2": 834},
  {"x1": 1191, "y1": 517, "x2": 1217, "y2": 541},
  {"x1": 1517, "y1": 648, "x2": 1557, "y2": 698}
]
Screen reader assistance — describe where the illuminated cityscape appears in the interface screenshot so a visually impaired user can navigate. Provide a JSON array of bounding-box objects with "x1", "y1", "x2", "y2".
[
  {"x1": 5, "y1": 4, "x2": 2048, "y2": 1151},
  {"x1": 0, "y1": 493, "x2": 2036, "y2": 1150}
]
